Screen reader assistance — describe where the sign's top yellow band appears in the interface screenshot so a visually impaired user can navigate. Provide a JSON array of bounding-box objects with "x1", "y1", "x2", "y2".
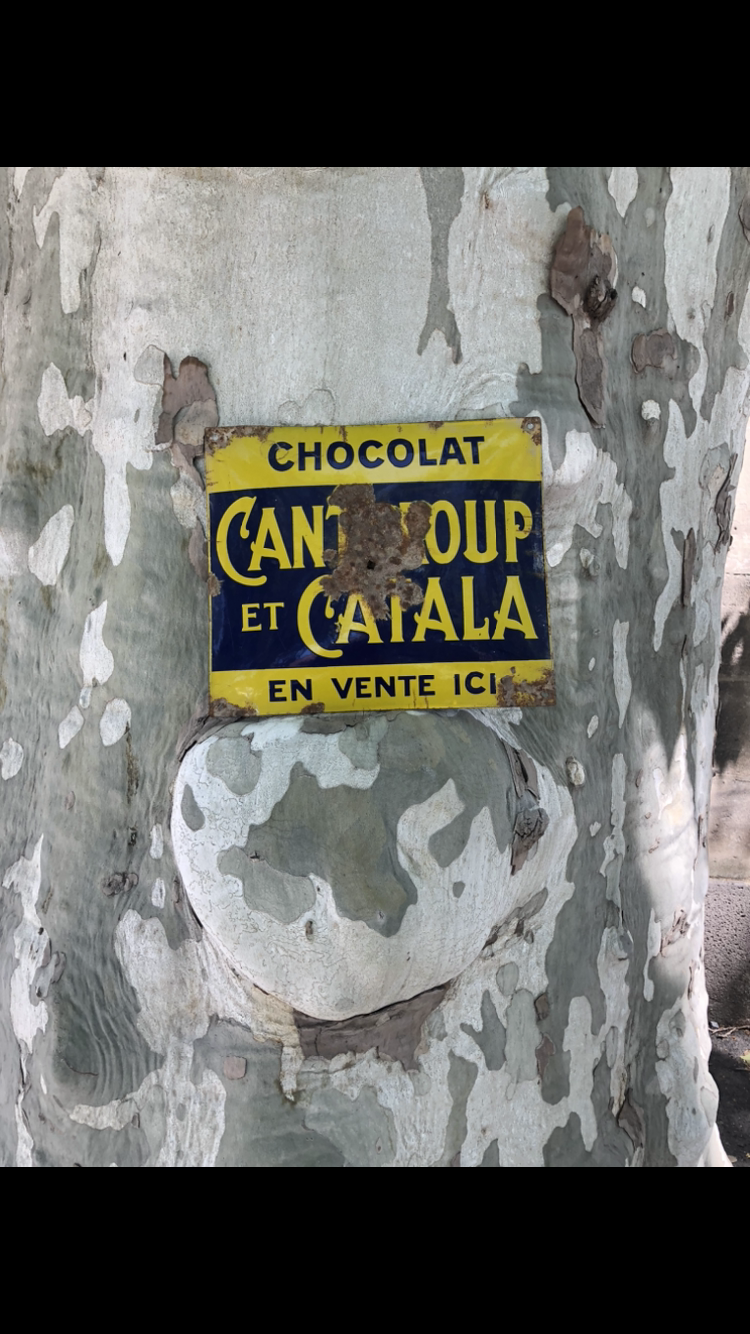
[{"x1": 206, "y1": 418, "x2": 541, "y2": 493}]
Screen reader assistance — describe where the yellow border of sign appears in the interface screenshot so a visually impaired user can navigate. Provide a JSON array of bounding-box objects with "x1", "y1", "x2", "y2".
[
  {"x1": 206, "y1": 419, "x2": 541, "y2": 491},
  {"x1": 206, "y1": 419, "x2": 554, "y2": 716},
  {"x1": 211, "y1": 662, "x2": 555, "y2": 715}
]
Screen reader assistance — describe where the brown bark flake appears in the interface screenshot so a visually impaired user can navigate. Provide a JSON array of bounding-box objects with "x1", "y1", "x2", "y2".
[
  {"x1": 295, "y1": 986, "x2": 448, "y2": 1072},
  {"x1": 157, "y1": 355, "x2": 218, "y2": 480},
  {"x1": 550, "y1": 206, "x2": 618, "y2": 427},
  {"x1": 632, "y1": 329, "x2": 679, "y2": 377}
]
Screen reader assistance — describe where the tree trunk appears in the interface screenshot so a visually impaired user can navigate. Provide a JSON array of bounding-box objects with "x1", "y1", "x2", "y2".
[{"x1": 1, "y1": 166, "x2": 748, "y2": 1168}]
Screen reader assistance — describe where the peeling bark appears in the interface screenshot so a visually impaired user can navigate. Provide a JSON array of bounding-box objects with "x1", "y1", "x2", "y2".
[{"x1": 551, "y1": 206, "x2": 618, "y2": 426}]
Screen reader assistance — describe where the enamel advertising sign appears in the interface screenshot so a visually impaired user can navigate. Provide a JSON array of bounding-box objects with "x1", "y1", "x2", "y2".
[{"x1": 206, "y1": 419, "x2": 554, "y2": 716}]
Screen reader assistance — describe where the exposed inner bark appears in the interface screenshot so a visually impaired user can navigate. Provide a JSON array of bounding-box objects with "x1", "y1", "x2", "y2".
[{"x1": 295, "y1": 986, "x2": 449, "y2": 1071}]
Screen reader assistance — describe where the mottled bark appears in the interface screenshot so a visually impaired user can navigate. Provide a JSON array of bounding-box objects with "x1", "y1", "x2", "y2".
[{"x1": 1, "y1": 167, "x2": 748, "y2": 1167}]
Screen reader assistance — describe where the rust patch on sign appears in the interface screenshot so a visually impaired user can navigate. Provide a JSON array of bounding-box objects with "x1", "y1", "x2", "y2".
[
  {"x1": 550, "y1": 206, "x2": 618, "y2": 427},
  {"x1": 321, "y1": 484, "x2": 431, "y2": 619},
  {"x1": 498, "y1": 667, "x2": 556, "y2": 711},
  {"x1": 522, "y1": 417, "x2": 542, "y2": 448},
  {"x1": 295, "y1": 985, "x2": 448, "y2": 1072},
  {"x1": 209, "y1": 697, "x2": 257, "y2": 722},
  {"x1": 205, "y1": 426, "x2": 276, "y2": 454}
]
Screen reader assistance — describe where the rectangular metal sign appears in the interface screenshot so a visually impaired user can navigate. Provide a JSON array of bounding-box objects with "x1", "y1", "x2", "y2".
[{"x1": 206, "y1": 419, "x2": 554, "y2": 716}]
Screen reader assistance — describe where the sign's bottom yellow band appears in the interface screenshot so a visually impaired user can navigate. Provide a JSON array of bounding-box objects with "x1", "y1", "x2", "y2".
[{"x1": 211, "y1": 661, "x2": 556, "y2": 716}]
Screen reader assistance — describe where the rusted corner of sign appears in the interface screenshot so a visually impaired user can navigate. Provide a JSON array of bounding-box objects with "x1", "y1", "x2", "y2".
[
  {"x1": 497, "y1": 668, "x2": 556, "y2": 710},
  {"x1": 205, "y1": 426, "x2": 275, "y2": 455},
  {"x1": 521, "y1": 417, "x2": 542, "y2": 449},
  {"x1": 209, "y1": 697, "x2": 258, "y2": 721}
]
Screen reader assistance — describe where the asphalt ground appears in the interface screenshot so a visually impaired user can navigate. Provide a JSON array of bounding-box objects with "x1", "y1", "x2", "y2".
[{"x1": 706, "y1": 880, "x2": 750, "y2": 1167}]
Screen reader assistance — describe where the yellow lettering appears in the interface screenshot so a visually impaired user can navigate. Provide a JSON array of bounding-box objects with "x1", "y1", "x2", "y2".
[
  {"x1": 389, "y1": 595, "x2": 404, "y2": 643},
  {"x1": 265, "y1": 602, "x2": 284, "y2": 631},
  {"x1": 242, "y1": 604, "x2": 261, "y2": 632},
  {"x1": 426, "y1": 502, "x2": 461, "y2": 565},
  {"x1": 462, "y1": 577, "x2": 490, "y2": 639},
  {"x1": 493, "y1": 576, "x2": 538, "y2": 640},
  {"x1": 465, "y1": 501, "x2": 498, "y2": 564},
  {"x1": 337, "y1": 594, "x2": 383, "y2": 645},
  {"x1": 248, "y1": 508, "x2": 291, "y2": 573},
  {"x1": 504, "y1": 502, "x2": 533, "y2": 563},
  {"x1": 297, "y1": 578, "x2": 342, "y2": 659},
  {"x1": 216, "y1": 497, "x2": 266, "y2": 587},
  {"x1": 413, "y1": 578, "x2": 459, "y2": 642},
  {"x1": 292, "y1": 506, "x2": 325, "y2": 569}
]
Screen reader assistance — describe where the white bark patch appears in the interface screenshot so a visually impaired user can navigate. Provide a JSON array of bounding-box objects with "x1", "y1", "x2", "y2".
[
  {"x1": 28, "y1": 505, "x2": 75, "y2": 587},
  {"x1": 613, "y1": 621, "x2": 632, "y2": 728},
  {"x1": 100, "y1": 700, "x2": 131, "y2": 747},
  {"x1": 653, "y1": 355, "x2": 749, "y2": 651},
  {"x1": 589, "y1": 658, "x2": 596, "y2": 672},
  {"x1": 644, "y1": 910, "x2": 661, "y2": 1002},
  {"x1": 14, "y1": 167, "x2": 32, "y2": 198},
  {"x1": 564, "y1": 997, "x2": 599, "y2": 1150},
  {"x1": 297, "y1": 754, "x2": 605, "y2": 1167},
  {"x1": 70, "y1": 914, "x2": 227, "y2": 1167},
  {"x1": 656, "y1": 997, "x2": 721, "y2": 1167},
  {"x1": 608, "y1": 167, "x2": 639, "y2": 218},
  {"x1": 37, "y1": 364, "x2": 93, "y2": 437},
  {"x1": 590, "y1": 822, "x2": 602, "y2": 838},
  {"x1": 34, "y1": 168, "x2": 100, "y2": 315},
  {"x1": 566, "y1": 758, "x2": 586, "y2": 787},
  {"x1": 152, "y1": 879, "x2": 167, "y2": 910},
  {"x1": 70, "y1": 911, "x2": 304, "y2": 1160},
  {"x1": 0, "y1": 530, "x2": 26, "y2": 581},
  {"x1": 449, "y1": 168, "x2": 562, "y2": 415},
  {"x1": 58, "y1": 707, "x2": 84, "y2": 751},
  {"x1": 150, "y1": 826, "x2": 164, "y2": 861},
  {"x1": 134, "y1": 344, "x2": 168, "y2": 388},
  {"x1": 1, "y1": 739, "x2": 24, "y2": 781},
  {"x1": 632, "y1": 286, "x2": 647, "y2": 308},
  {"x1": 587, "y1": 716, "x2": 599, "y2": 739},
  {"x1": 545, "y1": 431, "x2": 632, "y2": 570},
  {"x1": 172, "y1": 717, "x2": 551, "y2": 1022},
  {"x1": 641, "y1": 400, "x2": 661, "y2": 422},
  {"x1": 79, "y1": 602, "x2": 114, "y2": 691},
  {"x1": 599, "y1": 927, "x2": 632, "y2": 1110},
  {"x1": 3, "y1": 839, "x2": 47, "y2": 1167},
  {"x1": 665, "y1": 167, "x2": 731, "y2": 411}
]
